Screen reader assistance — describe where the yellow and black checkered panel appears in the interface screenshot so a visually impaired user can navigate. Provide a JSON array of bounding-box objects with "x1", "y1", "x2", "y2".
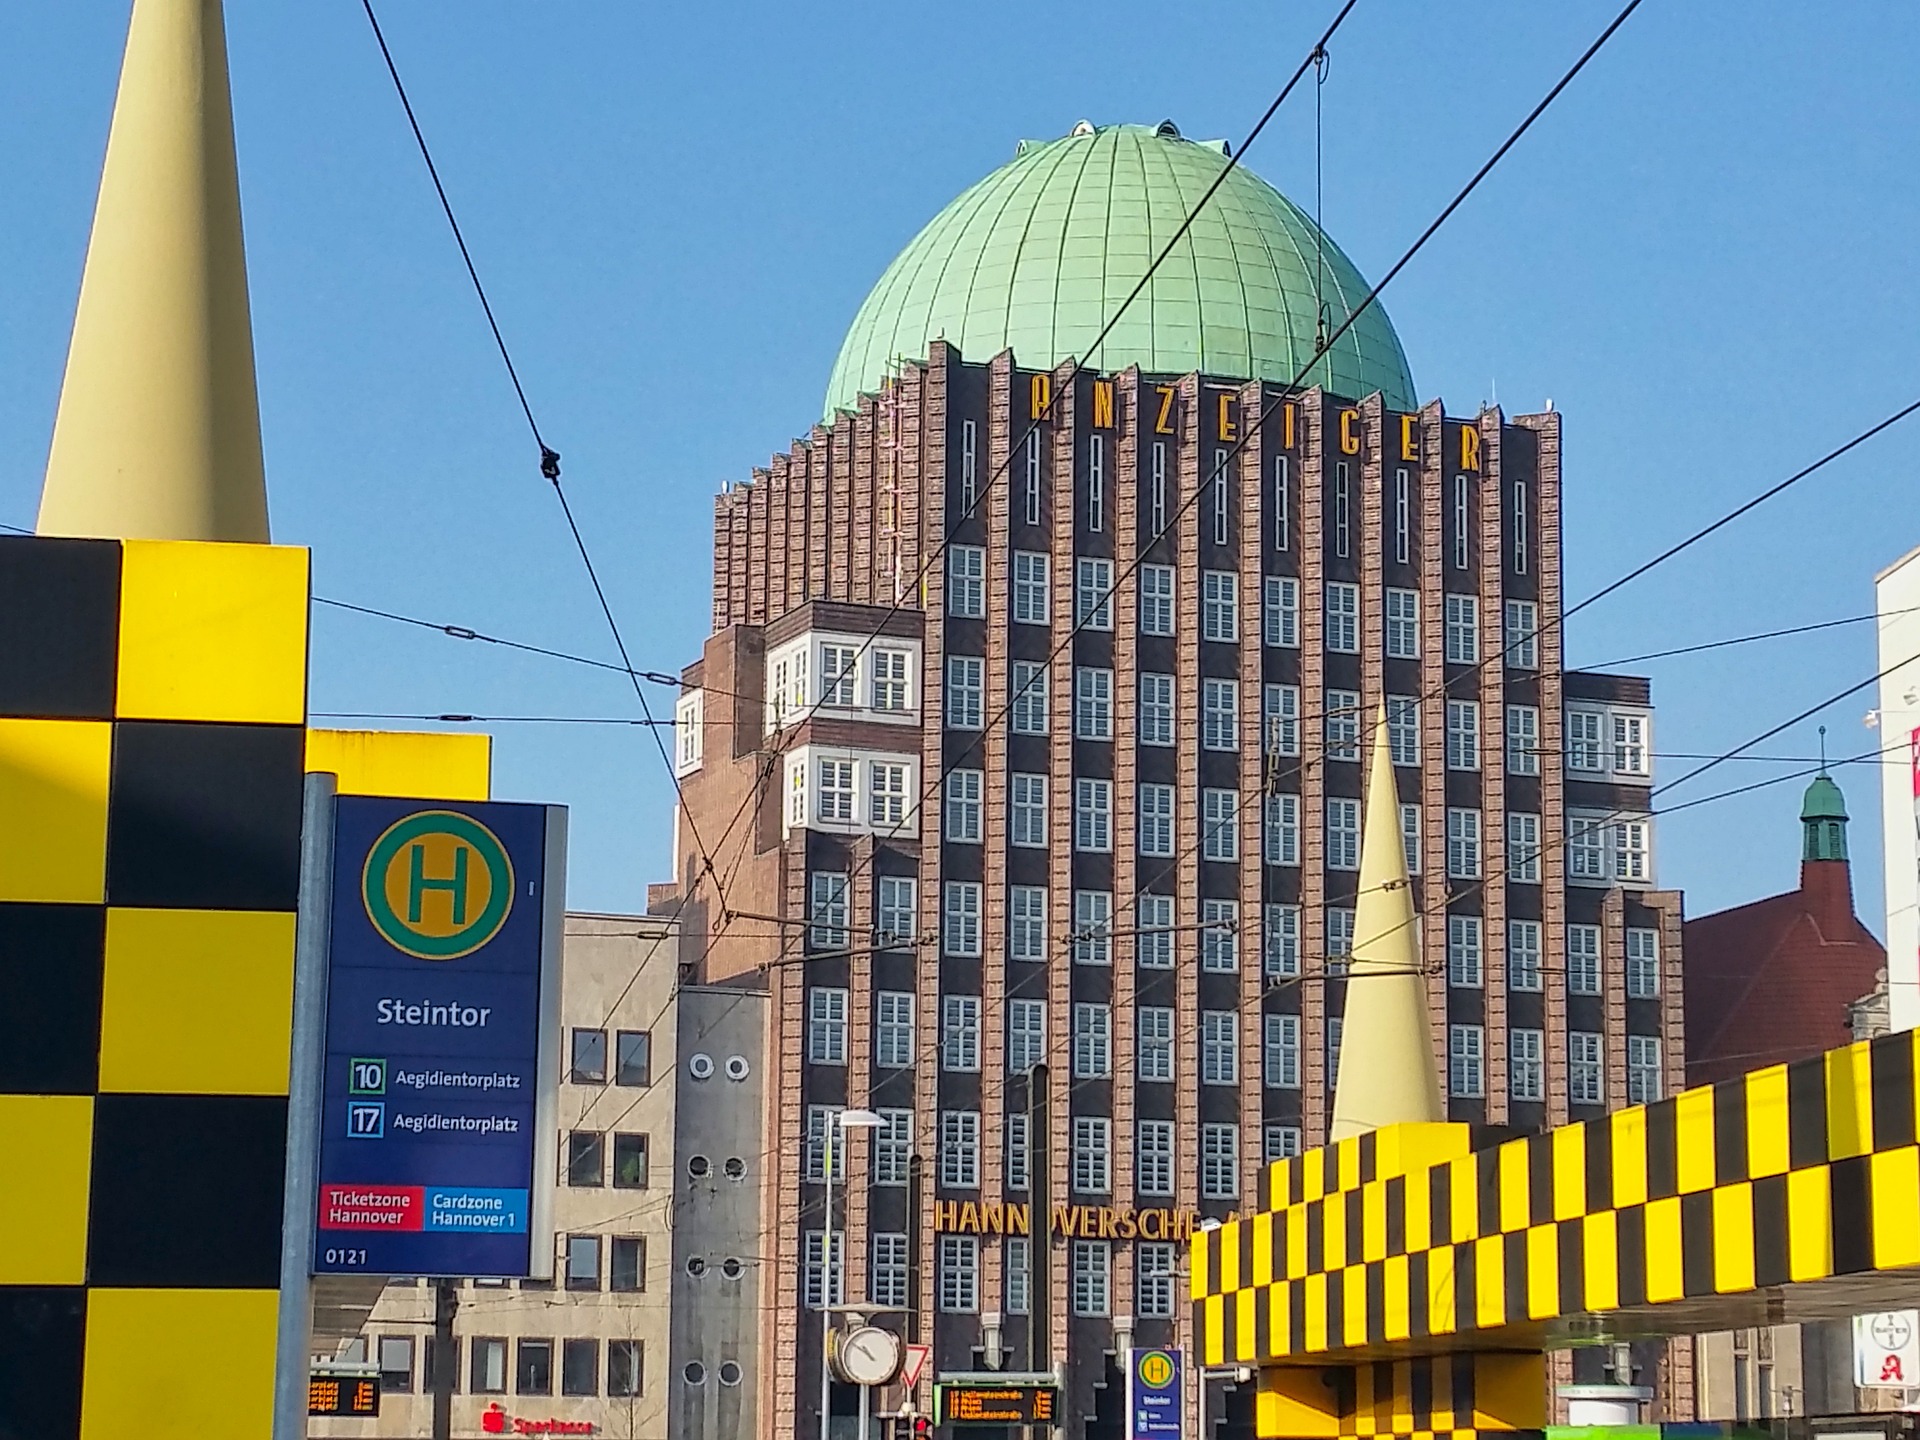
[
  {"x1": 1259, "y1": 1352, "x2": 1546, "y2": 1439},
  {"x1": 1194, "y1": 1029, "x2": 1920, "y2": 1377},
  {"x1": 0, "y1": 535, "x2": 307, "y2": 1439}
]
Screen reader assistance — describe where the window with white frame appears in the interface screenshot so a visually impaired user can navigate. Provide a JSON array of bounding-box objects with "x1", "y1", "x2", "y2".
[
  {"x1": 1566, "y1": 711, "x2": 1605, "y2": 771},
  {"x1": 1326, "y1": 690, "x2": 1361, "y2": 761},
  {"x1": 1264, "y1": 793, "x2": 1300, "y2": 867},
  {"x1": 1071, "y1": 1117, "x2": 1112, "y2": 1196},
  {"x1": 1138, "y1": 1120, "x2": 1176, "y2": 1196},
  {"x1": 960, "y1": 419, "x2": 978, "y2": 508},
  {"x1": 1211, "y1": 450, "x2": 1230, "y2": 545},
  {"x1": 1567, "y1": 812, "x2": 1608, "y2": 882},
  {"x1": 870, "y1": 761, "x2": 909, "y2": 829},
  {"x1": 1510, "y1": 1028, "x2": 1545, "y2": 1102},
  {"x1": 1387, "y1": 695, "x2": 1420, "y2": 766},
  {"x1": 1091, "y1": 435, "x2": 1108, "y2": 533},
  {"x1": 820, "y1": 644, "x2": 858, "y2": 708},
  {"x1": 1139, "y1": 564, "x2": 1175, "y2": 636},
  {"x1": 1075, "y1": 558, "x2": 1115, "y2": 630},
  {"x1": 1507, "y1": 812, "x2": 1542, "y2": 883},
  {"x1": 1325, "y1": 581, "x2": 1360, "y2": 653},
  {"x1": 1448, "y1": 1024, "x2": 1485, "y2": 1098},
  {"x1": 944, "y1": 769, "x2": 982, "y2": 843},
  {"x1": 1506, "y1": 704, "x2": 1540, "y2": 776},
  {"x1": 943, "y1": 882, "x2": 982, "y2": 959},
  {"x1": 1614, "y1": 714, "x2": 1649, "y2": 776},
  {"x1": 1073, "y1": 890, "x2": 1112, "y2": 967},
  {"x1": 1393, "y1": 466, "x2": 1411, "y2": 563},
  {"x1": 804, "y1": 1106, "x2": 842, "y2": 1183},
  {"x1": 1201, "y1": 899, "x2": 1238, "y2": 972},
  {"x1": 1202, "y1": 679, "x2": 1239, "y2": 751},
  {"x1": 807, "y1": 987, "x2": 847, "y2": 1063},
  {"x1": 1023, "y1": 431, "x2": 1041, "y2": 526},
  {"x1": 1075, "y1": 778, "x2": 1112, "y2": 852},
  {"x1": 1328, "y1": 1015, "x2": 1344, "y2": 1076},
  {"x1": 874, "y1": 993, "x2": 914, "y2": 1068},
  {"x1": 1202, "y1": 790, "x2": 1239, "y2": 862},
  {"x1": 1006, "y1": 1113, "x2": 1029, "y2": 1191},
  {"x1": 1265, "y1": 1125, "x2": 1304, "y2": 1163},
  {"x1": 1264, "y1": 684, "x2": 1301, "y2": 757},
  {"x1": 937, "y1": 1235, "x2": 978, "y2": 1313},
  {"x1": 1139, "y1": 672, "x2": 1175, "y2": 746},
  {"x1": 1074, "y1": 667, "x2": 1114, "y2": 740},
  {"x1": 1453, "y1": 474, "x2": 1471, "y2": 570},
  {"x1": 947, "y1": 546, "x2": 985, "y2": 618},
  {"x1": 1508, "y1": 920, "x2": 1543, "y2": 992},
  {"x1": 1512, "y1": 478, "x2": 1529, "y2": 574},
  {"x1": 1274, "y1": 454, "x2": 1292, "y2": 550},
  {"x1": 1202, "y1": 571, "x2": 1239, "y2": 641},
  {"x1": 874, "y1": 1109, "x2": 912, "y2": 1186},
  {"x1": 1628, "y1": 1035, "x2": 1663, "y2": 1103},
  {"x1": 1504, "y1": 599, "x2": 1539, "y2": 669},
  {"x1": 1137, "y1": 1242, "x2": 1177, "y2": 1318},
  {"x1": 1326, "y1": 908, "x2": 1355, "y2": 963},
  {"x1": 1401, "y1": 803, "x2": 1422, "y2": 874},
  {"x1": 1443, "y1": 594, "x2": 1479, "y2": 664},
  {"x1": 1012, "y1": 551, "x2": 1049, "y2": 625},
  {"x1": 1265, "y1": 1013, "x2": 1301, "y2": 1089},
  {"x1": 1137, "y1": 1009, "x2": 1175, "y2": 1083},
  {"x1": 870, "y1": 648, "x2": 911, "y2": 712},
  {"x1": 1613, "y1": 815, "x2": 1651, "y2": 884},
  {"x1": 1446, "y1": 915, "x2": 1483, "y2": 988},
  {"x1": 1445, "y1": 700, "x2": 1480, "y2": 771},
  {"x1": 1264, "y1": 903, "x2": 1301, "y2": 976},
  {"x1": 1326, "y1": 797, "x2": 1361, "y2": 870},
  {"x1": 1202, "y1": 1011, "x2": 1238, "y2": 1084},
  {"x1": 1569, "y1": 1031, "x2": 1604, "y2": 1105},
  {"x1": 1333, "y1": 462, "x2": 1352, "y2": 557},
  {"x1": 940, "y1": 996, "x2": 980, "y2": 1071},
  {"x1": 1446, "y1": 808, "x2": 1482, "y2": 879},
  {"x1": 1567, "y1": 924, "x2": 1602, "y2": 995},
  {"x1": 1136, "y1": 895, "x2": 1175, "y2": 970},
  {"x1": 803, "y1": 1230, "x2": 844, "y2": 1309},
  {"x1": 675, "y1": 691, "x2": 703, "y2": 775},
  {"x1": 1010, "y1": 772, "x2": 1047, "y2": 848},
  {"x1": 817, "y1": 758, "x2": 855, "y2": 822},
  {"x1": 1626, "y1": 927, "x2": 1660, "y2": 997},
  {"x1": 1150, "y1": 442, "x2": 1169, "y2": 533},
  {"x1": 1073, "y1": 1003, "x2": 1112, "y2": 1079},
  {"x1": 1073, "y1": 1239, "x2": 1112, "y2": 1317},
  {"x1": 1007, "y1": 999, "x2": 1046, "y2": 1074},
  {"x1": 945, "y1": 656, "x2": 984, "y2": 729},
  {"x1": 1201, "y1": 1124, "x2": 1239, "y2": 1199},
  {"x1": 939, "y1": 1109, "x2": 980, "y2": 1188},
  {"x1": 1265, "y1": 575, "x2": 1300, "y2": 648},
  {"x1": 810, "y1": 871, "x2": 849, "y2": 950},
  {"x1": 871, "y1": 1232, "x2": 910, "y2": 1309},
  {"x1": 1385, "y1": 588, "x2": 1420, "y2": 659},
  {"x1": 876, "y1": 875, "x2": 916, "y2": 948},
  {"x1": 1010, "y1": 661, "x2": 1048, "y2": 735},
  {"x1": 1004, "y1": 1237, "x2": 1030, "y2": 1315},
  {"x1": 1008, "y1": 886, "x2": 1047, "y2": 964}
]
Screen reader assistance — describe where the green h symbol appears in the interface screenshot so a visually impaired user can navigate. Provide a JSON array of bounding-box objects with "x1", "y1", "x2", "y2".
[{"x1": 407, "y1": 841, "x2": 470, "y2": 925}]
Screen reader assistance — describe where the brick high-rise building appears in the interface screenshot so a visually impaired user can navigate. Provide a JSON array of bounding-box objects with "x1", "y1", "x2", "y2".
[{"x1": 660, "y1": 122, "x2": 1688, "y2": 1437}]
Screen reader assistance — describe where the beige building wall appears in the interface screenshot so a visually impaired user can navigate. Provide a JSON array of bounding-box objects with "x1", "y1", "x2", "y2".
[{"x1": 312, "y1": 912, "x2": 680, "y2": 1440}]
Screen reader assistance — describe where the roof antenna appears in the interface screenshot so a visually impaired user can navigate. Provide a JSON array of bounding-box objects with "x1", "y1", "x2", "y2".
[
  {"x1": 1818, "y1": 724, "x2": 1828, "y2": 773},
  {"x1": 1313, "y1": 43, "x2": 1332, "y2": 375}
]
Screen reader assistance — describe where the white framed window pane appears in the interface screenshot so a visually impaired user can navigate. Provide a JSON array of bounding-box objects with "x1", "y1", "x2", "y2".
[
  {"x1": 1136, "y1": 895, "x2": 1175, "y2": 971},
  {"x1": 1387, "y1": 695, "x2": 1420, "y2": 767},
  {"x1": 1628, "y1": 1035, "x2": 1663, "y2": 1103},
  {"x1": 945, "y1": 656, "x2": 984, "y2": 729},
  {"x1": 1201, "y1": 1011, "x2": 1238, "y2": 1084},
  {"x1": 807, "y1": 986, "x2": 848, "y2": 1063},
  {"x1": 1201, "y1": 899, "x2": 1238, "y2": 972},
  {"x1": 947, "y1": 546, "x2": 986, "y2": 619},
  {"x1": 1010, "y1": 661, "x2": 1049, "y2": 735},
  {"x1": 1326, "y1": 798, "x2": 1360, "y2": 871},
  {"x1": 869, "y1": 761, "x2": 909, "y2": 829},
  {"x1": 1072, "y1": 1239, "x2": 1112, "y2": 1317},
  {"x1": 1445, "y1": 700, "x2": 1481, "y2": 771},
  {"x1": 873, "y1": 1109, "x2": 913, "y2": 1185},
  {"x1": 1137, "y1": 1242, "x2": 1177, "y2": 1318},
  {"x1": 1137, "y1": 1118, "x2": 1175, "y2": 1194},
  {"x1": 1012, "y1": 551, "x2": 1050, "y2": 625},
  {"x1": 1444, "y1": 593, "x2": 1479, "y2": 664},
  {"x1": 1326, "y1": 690, "x2": 1361, "y2": 761},
  {"x1": 1007, "y1": 999, "x2": 1047, "y2": 1074},
  {"x1": 1139, "y1": 564, "x2": 1175, "y2": 636},
  {"x1": 1009, "y1": 772, "x2": 1048, "y2": 848},
  {"x1": 1504, "y1": 599, "x2": 1539, "y2": 669},
  {"x1": 1138, "y1": 783, "x2": 1176, "y2": 858},
  {"x1": 1075, "y1": 558, "x2": 1115, "y2": 630},
  {"x1": 1072, "y1": 890, "x2": 1113, "y2": 967},
  {"x1": 938, "y1": 1109, "x2": 980, "y2": 1188},
  {"x1": 1507, "y1": 920, "x2": 1543, "y2": 992},
  {"x1": 1401, "y1": 803, "x2": 1422, "y2": 875},
  {"x1": 1136, "y1": 1008, "x2": 1175, "y2": 1083},
  {"x1": 942, "y1": 881, "x2": 982, "y2": 957},
  {"x1": 1202, "y1": 571, "x2": 1239, "y2": 641},
  {"x1": 809, "y1": 871, "x2": 849, "y2": 950},
  {"x1": 1264, "y1": 793, "x2": 1300, "y2": 867},
  {"x1": 1570, "y1": 1030, "x2": 1604, "y2": 1105},
  {"x1": 1446, "y1": 809, "x2": 1482, "y2": 879},
  {"x1": 1446, "y1": 915, "x2": 1483, "y2": 988},
  {"x1": 1071, "y1": 1116, "x2": 1112, "y2": 1196},
  {"x1": 870, "y1": 649, "x2": 911, "y2": 712},
  {"x1": 940, "y1": 995, "x2": 981, "y2": 1070},
  {"x1": 1202, "y1": 789, "x2": 1240, "y2": 862},
  {"x1": 1263, "y1": 903, "x2": 1301, "y2": 977},
  {"x1": 1567, "y1": 711, "x2": 1606, "y2": 771},
  {"x1": 1264, "y1": 1013, "x2": 1301, "y2": 1089},
  {"x1": 1074, "y1": 667, "x2": 1114, "y2": 740},
  {"x1": 1008, "y1": 885, "x2": 1048, "y2": 963},
  {"x1": 1263, "y1": 684, "x2": 1300, "y2": 758},
  {"x1": 874, "y1": 992, "x2": 915, "y2": 1067},
  {"x1": 944, "y1": 769, "x2": 982, "y2": 843},
  {"x1": 1200, "y1": 1124, "x2": 1239, "y2": 1199},
  {"x1": 1448, "y1": 1024, "x2": 1485, "y2": 1098},
  {"x1": 1324, "y1": 581, "x2": 1360, "y2": 653},
  {"x1": 1202, "y1": 678, "x2": 1239, "y2": 752},
  {"x1": 937, "y1": 1235, "x2": 979, "y2": 1313},
  {"x1": 1139, "y1": 672, "x2": 1176, "y2": 747},
  {"x1": 1626, "y1": 927, "x2": 1661, "y2": 998},
  {"x1": 1385, "y1": 588, "x2": 1419, "y2": 659},
  {"x1": 1510, "y1": 1028, "x2": 1545, "y2": 1102},
  {"x1": 1075, "y1": 779, "x2": 1112, "y2": 853},
  {"x1": 1567, "y1": 924, "x2": 1603, "y2": 995},
  {"x1": 1072, "y1": 1003, "x2": 1112, "y2": 1078},
  {"x1": 1506, "y1": 705, "x2": 1541, "y2": 776},
  {"x1": 1507, "y1": 812, "x2": 1542, "y2": 884},
  {"x1": 1264, "y1": 575, "x2": 1299, "y2": 648}
]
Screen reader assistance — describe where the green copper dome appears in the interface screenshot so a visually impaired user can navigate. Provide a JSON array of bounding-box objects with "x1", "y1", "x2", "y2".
[{"x1": 824, "y1": 121, "x2": 1417, "y2": 420}]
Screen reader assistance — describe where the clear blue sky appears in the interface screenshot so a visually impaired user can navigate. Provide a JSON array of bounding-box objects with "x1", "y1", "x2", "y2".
[{"x1": 5, "y1": 3, "x2": 1915, "y2": 928}]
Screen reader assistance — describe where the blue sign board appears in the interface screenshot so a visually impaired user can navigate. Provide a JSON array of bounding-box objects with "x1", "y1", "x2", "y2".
[
  {"x1": 1127, "y1": 1347, "x2": 1184, "y2": 1440},
  {"x1": 312, "y1": 797, "x2": 563, "y2": 1278}
]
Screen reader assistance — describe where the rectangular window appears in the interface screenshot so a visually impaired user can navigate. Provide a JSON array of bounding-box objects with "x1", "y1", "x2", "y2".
[
  {"x1": 1265, "y1": 1125, "x2": 1304, "y2": 1163},
  {"x1": 570, "y1": 1028, "x2": 608, "y2": 1085},
  {"x1": 1443, "y1": 593, "x2": 1479, "y2": 664},
  {"x1": 1010, "y1": 660, "x2": 1049, "y2": 735},
  {"x1": 1072, "y1": 890, "x2": 1113, "y2": 968},
  {"x1": 1264, "y1": 903, "x2": 1301, "y2": 976},
  {"x1": 1326, "y1": 689, "x2": 1361, "y2": 761},
  {"x1": 1074, "y1": 667, "x2": 1114, "y2": 740},
  {"x1": 870, "y1": 648, "x2": 910, "y2": 711},
  {"x1": 379, "y1": 1335, "x2": 415, "y2": 1395},
  {"x1": 948, "y1": 545, "x2": 986, "y2": 618},
  {"x1": 1510, "y1": 1028, "x2": 1545, "y2": 1102},
  {"x1": 1567, "y1": 924, "x2": 1602, "y2": 995},
  {"x1": 614, "y1": 1031, "x2": 651, "y2": 1088},
  {"x1": 1202, "y1": 679, "x2": 1239, "y2": 752},
  {"x1": 1393, "y1": 466, "x2": 1412, "y2": 564},
  {"x1": 1566, "y1": 711, "x2": 1605, "y2": 771},
  {"x1": 1274, "y1": 454, "x2": 1291, "y2": 550},
  {"x1": 961, "y1": 418, "x2": 978, "y2": 509},
  {"x1": 1446, "y1": 700, "x2": 1481, "y2": 771},
  {"x1": 1007, "y1": 998, "x2": 1047, "y2": 1074},
  {"x1": 1326, "y1": 907, "x2": 1355, "y2": 962},
  {"x1": 869, "y1": 761, "x2": 909, "y2": 829},
  {"x1": 1202, "y1": 790, "x2": 1239, "y2": 862},
  {"x1": 1211, "y1": 451, "x2": 1230, "y2": 545},
  {"x1": 1615, "y1": 714, "x2": 1650, "y2": 776},
  {"x1": 816, "y1": 757, "x2": 855, "y2": 822},
  {"x1": 1504, "y1": 599, "x2": 1539, "y2": 669},
  {"x1": 1627, "y1": 927, "x2": 1661, "y2": 998},
  {"x1": 803, "y1": 1106, "x2": 841, "y2": 1182},
  {"x1": 1006, "y1": 1112, "x2": 1030, "y2": 1192},
  {"x1": 1008, "y1": 886, "x2": 1048, "y2": 963},
  {"x1": 1508, "y1": 920, "x2": 1543, "y2": 992},
  {"x1": 803, "y1": 1229, "x2": 844, "y2": 1310},
  {"x1": 945, "y1": 656, "x2": 984, "y2": 730},
  {"x1": 565, "y1": 1233, "x2": 601, "y2": 1292},
  {"x1": 944, "y1": 770, "x2": 982, "y2": 844},
  {"x1": 1201, "y1": 1124, "x2": 1239, "y2": 1199},
  {"x1": 471, "y1": 1337, "x2": 508, "y2": 1394},
  {"x1": 1009, "y1": 772, "x2": 1047, "y2": 848},
  {"x1": 1139, "y1": 564, "x2": 1175, "y2": 636},
  {"x1": 612, "y1": 1133, "x2": 649, "y2": 1189},
  {"x1": 1512, "y1": 478, "x2": 1529, "y2": 574},
  {"x1": 819, "y1": 643, "x2": 858, "y2": 708},
  {"x1": 1011, "y1": 551, "x2": 1050, "y2": 626},
  {"x1": 1385, "y1": 588, "x2": 1420, "y2": 659},
  {"x1": 1264, "y1": 1013, "x2": 1301, "y2": 1089},
  {"x1": 942, "y1": 881, "x2": 982, "y2": 958},
  {"x1": 788, "y1": 759, "x2": 806, "y2": 827},
  {"x1": 1325, "y1": 581, "x2": 1360, "y2": 653},
  {"x1": 940, "y1": 995, "x2": 981, "y2": 1071},
  {"x1": 1150, "y1": 442, "x2": 1168, "y2": 534},
  {"x1": 1090, "y1": 435, "x2": 1107, "y2": 532},
  {"x1": 1264, "y1": 575, "x2": 1299, "y2": 648},
  {"x1": 1073, "y1": 1239, "x2": 1112, "y2": 1317},
  {"x1": 1506, "y1": 810, "x2": 1543, "y2": 883},
  {"x1": 1137, "y1": 1119, "x2": 1176, "y2": 1196},
  {"x1": 607, "y1": 1340, "x2": 642, "y2": 1398},
  {"x1": 1446, "y1": 914, "x2": 1483, "y2": 988},
  {"x1": 1448, "y1": 1024, "x2": 1485, "y2": 1098},
  {"x1": 871, "y1": 1232, "x2": 910, "y2": 1309},
  {"x1": 1326, "y1": 797, "x2": 1361, "y2": 871},
  {"x1": 1004, "y1": 1236, "x2": 1030, "y2": 1315},
  {"x1": 1075, "y1": 778, "x2": 1112, "y2": 853},
  {"x1": 1453, "y1": 473, "x2": 1471, "y2": 570},
  {"x1": 873, "y1": 1109, "x2": 913, "y2": 1186},
  {"x1": 1613, "y1": 817, "x2": 1650, "y2": 883},
  {"x1": 1139, "y1": 672, "x2": 1176, "y2": 747},
  {"x1": 1568, "y1": 813, "x2": 1608, "y2": 881},
  {"x1": 1201, "y1": 898, "x2": 1239, "y2": 972},
  {"x1": 1137, "y1": 1008, "x2": 1175, "y2": 1082},
  {"x1": 1202, "y1": 570, "x2": 1239, "y2": 641},
  {"x1": 1202, "y1": 1011, "x2": 1238, "y2": 1084},
  {"x1": 876, "y1": 875, "x2": 917, "y2": 948},
  {"x1": 610, "y1": 1236, "x2": 645, "y2": 1293},
  {"x1": 1073, "y1": 1003, "x2": 1112, "y2": 1078},
  {"x1": 1628, "y1": 1035, "x2": 1663, "y2": 1103},
  {"x1": 1263, "y1": 683, "x2": 1300, "y2": 757},
  {"x1": 567, "y1": 1131, "x2": 604, "y2": 1188},
  {"x1": 1333, "y1": 462, "x2": 1352, "y2": 558},
  {"x1": 1137, "y1": 1242, "x2": 1177, "y2": 1319},
  {"x1": 1071, "y1": 1116, "x2": 1112, "y2": 1196},
  {"x1": 1401, "y1": 803, "x2": 1422, "y2": 874},
  {"x1": 937, "y1": 1235, "x2": 979, "y2": 1313},
  {"x1": 939, "y1": 1109, "x2": 981, "y2": 1188},
  {"x1": 1386, "y1": 695, "x2": 1420, "y2": 768},
  {"x1": 1136, "y1": 895, "x2": 1175, "y2": 970},
  {"x1": 1075, "y1": 557, "x2": 1115, "y2": 630},
  {"x1": 1506, "y1": 704, "x2": 1541, "y2": 776},
  {"x1": 1570, "y1": 1031, "x2": 1605, "y2": 1105},
  {"x1": 514, "y1": 1339, "x2": 551, "y2": 1397},
  {"x1": 1263, "y1": 792, "x2": 1300, "y2": 868},
  {"x1": 1023, "y1": 431, "x2": 1041, "y2": 526},
  {"x1": 1446, "y1": 808, "x2": 1482, "y2": 880}
]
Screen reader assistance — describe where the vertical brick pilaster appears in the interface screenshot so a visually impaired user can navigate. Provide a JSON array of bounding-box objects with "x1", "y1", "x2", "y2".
[
  {"x1": 769, "y1": 452, "x2": 792, "y2": 621},
  {"x1": 807, "y1": 427, "x2": 830, "y2": 603},
  {"x1": 853, "y1": 398, "x2": 877, "y2": 607},
  {"x1": 830, "y1": 414, "x2": 855, "y2": 601}
]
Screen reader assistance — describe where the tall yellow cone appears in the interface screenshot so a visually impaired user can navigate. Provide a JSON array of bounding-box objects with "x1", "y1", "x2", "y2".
[
  {"x1": 1329, "y1": 704, "x2": 1445, "y2": 1140},
  {"x1": 37, "y1": 0, "x2": 269, "y2": 542}
]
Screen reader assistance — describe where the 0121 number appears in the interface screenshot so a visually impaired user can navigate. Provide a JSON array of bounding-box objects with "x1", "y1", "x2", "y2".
[{"x1": 323, "y1": 1247, "x2": 369, "y2": 1266}]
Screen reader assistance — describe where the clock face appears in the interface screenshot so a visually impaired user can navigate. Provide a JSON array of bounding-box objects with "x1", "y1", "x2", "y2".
[{"x1": 839, "y1": 1326, "x2": 902, "y2": 1386}]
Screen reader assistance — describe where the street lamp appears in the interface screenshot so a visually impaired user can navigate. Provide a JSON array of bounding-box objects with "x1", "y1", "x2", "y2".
[{"x1": 822, "y1": 1108, "x2": 885, "y2": 1440}]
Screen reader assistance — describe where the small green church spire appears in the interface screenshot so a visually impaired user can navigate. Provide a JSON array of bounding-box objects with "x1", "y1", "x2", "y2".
[{"x1": 1802, "y1": 728, "x2": 1849, "y2": 862}]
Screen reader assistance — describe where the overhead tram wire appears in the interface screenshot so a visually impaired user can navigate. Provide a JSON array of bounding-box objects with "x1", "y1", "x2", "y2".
[
  {"x1": 357, "y1": 2, "x2": 728, "y2": 914},
  {"x1": 1578, "y1": 605, "x2": 1919, "y2": 671}
]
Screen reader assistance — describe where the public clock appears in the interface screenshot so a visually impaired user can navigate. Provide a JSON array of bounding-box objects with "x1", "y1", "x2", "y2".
[{"x1": 832, "y1": 1325, "x2": 903, "y2": 1386}]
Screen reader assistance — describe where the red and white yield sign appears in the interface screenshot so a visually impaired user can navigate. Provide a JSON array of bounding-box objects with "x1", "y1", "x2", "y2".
[
  {"x1": 1854, "y1": 1311, "x2": 1920, "y2": 1387},
  {"x1": 899, "y1": 1344, "x2": 932, "y2": 1392}
]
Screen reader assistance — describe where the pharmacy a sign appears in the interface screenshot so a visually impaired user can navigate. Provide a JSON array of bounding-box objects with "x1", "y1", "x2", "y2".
[{"x1": 1854, "y1": 1311, "x2": 1920, "y2": 1387}]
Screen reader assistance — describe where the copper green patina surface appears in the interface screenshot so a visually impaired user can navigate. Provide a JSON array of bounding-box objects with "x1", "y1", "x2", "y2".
[{"x1": 824, "y1": 121, "x2": 1417, "y2": 420}]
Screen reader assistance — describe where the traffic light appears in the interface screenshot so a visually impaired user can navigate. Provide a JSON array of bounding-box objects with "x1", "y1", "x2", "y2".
[{"x1": 912, "y1": 1417, "x2": 933, "y2": 1439}]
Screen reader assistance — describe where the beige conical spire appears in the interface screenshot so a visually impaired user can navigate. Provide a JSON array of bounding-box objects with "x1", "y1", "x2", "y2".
[
  {"x1": 37, "y1": 0, "x2": 269, "y2": 542},
  {"x1": 1329, "y1": 704, "x2": 1445, "y2": 1141}
]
